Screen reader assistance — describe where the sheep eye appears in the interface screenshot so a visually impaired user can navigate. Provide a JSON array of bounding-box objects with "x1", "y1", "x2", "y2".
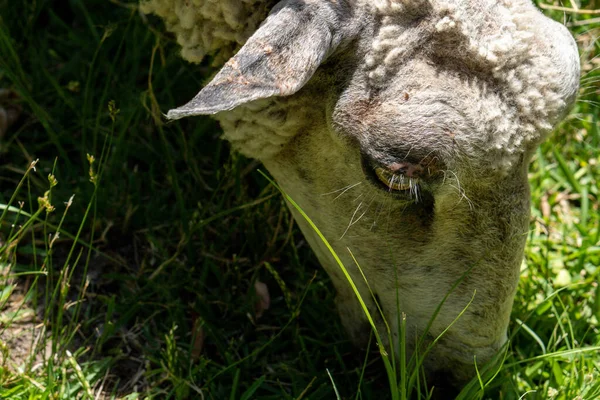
[{"x1": 374, "y1": 167, "x2": 417, "y2": 192}]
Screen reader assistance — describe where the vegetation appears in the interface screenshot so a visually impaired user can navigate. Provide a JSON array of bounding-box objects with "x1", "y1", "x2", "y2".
[{"x1": 0, "y1": 1, "x2": 598, "y2": 398}]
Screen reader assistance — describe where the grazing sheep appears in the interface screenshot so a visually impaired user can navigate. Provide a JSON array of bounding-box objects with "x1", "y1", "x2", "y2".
[{"x1": 141, "y1": 0, "x2": 580, "y2": 388}]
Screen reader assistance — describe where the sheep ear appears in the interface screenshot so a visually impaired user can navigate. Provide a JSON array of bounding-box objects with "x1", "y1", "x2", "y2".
[{"x1": 167, "y1": 0, "x2": 347, "y2": 119}]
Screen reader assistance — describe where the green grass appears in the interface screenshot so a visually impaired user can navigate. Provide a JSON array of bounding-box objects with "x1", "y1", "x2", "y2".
[{"x1": 0, "y1": 1, "x2": 599, "y2": 399}]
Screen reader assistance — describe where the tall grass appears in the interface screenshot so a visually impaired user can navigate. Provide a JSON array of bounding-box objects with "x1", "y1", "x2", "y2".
[{"x1": 0, "y1": 0, "x2": 599, "y2": 399}]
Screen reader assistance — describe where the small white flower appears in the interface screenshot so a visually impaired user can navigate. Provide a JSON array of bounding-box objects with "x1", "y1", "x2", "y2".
[{"x1": 554, "y1": 269, "x2": 571, "y2": 287}]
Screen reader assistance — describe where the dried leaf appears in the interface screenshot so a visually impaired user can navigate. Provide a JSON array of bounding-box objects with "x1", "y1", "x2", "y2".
[
  {"x1": 254, "y1": 280, "x2": 270, "y2": 319},
  {"x1": 191, "y1": 314, "x2": 205, "y2": 361}
]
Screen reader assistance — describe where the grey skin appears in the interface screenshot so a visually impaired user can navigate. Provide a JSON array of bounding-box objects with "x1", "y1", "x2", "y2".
[{"x1": 163, "y1": 0, "x2": 580, "y2": 388}]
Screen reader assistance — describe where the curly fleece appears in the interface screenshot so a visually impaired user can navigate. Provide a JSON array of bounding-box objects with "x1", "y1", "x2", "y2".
[
  {"x1": 142, "y1": 0, "x2": 578, "y2": 167},
  {"x1": 367, "y1": 0, "x2": 579, "y2": 172},
  {"x1": 140, "y1": 0, "x2": 275, "y2": 64}
]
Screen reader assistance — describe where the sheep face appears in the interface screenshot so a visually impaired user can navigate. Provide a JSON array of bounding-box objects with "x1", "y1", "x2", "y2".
[{"x1": 164, "y1": 0, "x2": 580, "y2": 388}]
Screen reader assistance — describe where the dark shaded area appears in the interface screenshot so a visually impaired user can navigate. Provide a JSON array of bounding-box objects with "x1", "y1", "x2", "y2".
[{"x1": 0, "y1": 0, "x2": 397, "y2": 398}]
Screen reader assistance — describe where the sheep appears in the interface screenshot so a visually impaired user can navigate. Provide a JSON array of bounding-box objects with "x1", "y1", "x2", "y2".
[{"x1": 141, "y1": 0, "x2": 580, "y2": 389}]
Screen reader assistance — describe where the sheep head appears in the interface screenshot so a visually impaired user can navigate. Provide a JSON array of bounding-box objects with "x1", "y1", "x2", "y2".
[{"x1": 163, "y1": 0, "x2": 580, "y2": 389}]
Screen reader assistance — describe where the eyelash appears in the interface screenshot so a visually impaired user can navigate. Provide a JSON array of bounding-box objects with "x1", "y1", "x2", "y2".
[{"x1": 374, "y1": 167, "x2": 418, "y2": 192}]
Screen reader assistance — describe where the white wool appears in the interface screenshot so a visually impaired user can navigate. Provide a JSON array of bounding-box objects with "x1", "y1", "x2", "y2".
[
  {"x1": 141, "y1": 0, "x2": 576, "y2": 162},
  {"x1": 365, "y1": 0, "x2": 576, "y2": 172},
  {"x1": 143, "y1": 0, "x2": 578, "y2": 170},
  {"x1": 140, "y1": 0, "x2": 274, "y2": 64}
]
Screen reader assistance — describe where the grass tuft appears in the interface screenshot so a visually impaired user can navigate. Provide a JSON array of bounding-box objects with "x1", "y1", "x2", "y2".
[{"x1": 0, "y1": 0, "x2": 598, "y2": 399}]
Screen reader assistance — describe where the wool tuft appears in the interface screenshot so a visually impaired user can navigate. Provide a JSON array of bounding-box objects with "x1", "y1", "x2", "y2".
[{"x1": 140, "y1": 0, "x2": 275, "y2": 65}]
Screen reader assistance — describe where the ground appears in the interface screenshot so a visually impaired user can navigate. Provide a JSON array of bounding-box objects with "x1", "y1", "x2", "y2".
[{"x1": 0, "y1": 1, "x2": 599, "y2": 399}]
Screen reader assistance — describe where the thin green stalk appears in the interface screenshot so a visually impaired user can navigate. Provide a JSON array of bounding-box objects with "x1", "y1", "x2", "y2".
[
  {"x1": 407, "y1": 290, "x2": 477, "y2": 397},
  {"x1": 355, "y1": 332, "x2": 373, "y2": 400},
  {"x1": 327, "y1": 369, "x2": 342, "y2": 400},
  {"x1": 400, "y1": 312, "x2": 407, "y2": 400},
  {"x1": 0, "y1": 160, "x2": 39, "y2": 225},
  {"x1": 347, "y1": 248, "x2": 397, "y2": 379},
  {"x1": 67, "y1": 102, "x2": 116, "y2": 353},
  {"x1": 261, "y1": 171, "x2": 399, "y2": 399}
]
